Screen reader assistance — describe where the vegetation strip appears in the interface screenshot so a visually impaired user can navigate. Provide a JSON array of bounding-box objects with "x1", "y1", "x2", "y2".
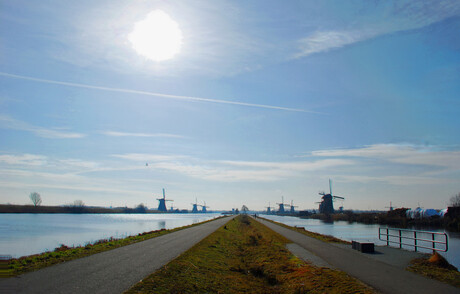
[
  {"x1": 3, "y1": 216, "x2": 226, "y2": 277},
  {"x1": 259, "y1": 217, "x2": 350, "y2": 244},
  {"x1": 126, "y1": 215, "x2": 374, "y2": 293}
]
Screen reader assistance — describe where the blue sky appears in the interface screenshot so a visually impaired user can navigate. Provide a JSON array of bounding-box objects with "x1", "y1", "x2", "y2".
[{"x1": 1, "y1": 0, "x2": 460, "y2": 211}]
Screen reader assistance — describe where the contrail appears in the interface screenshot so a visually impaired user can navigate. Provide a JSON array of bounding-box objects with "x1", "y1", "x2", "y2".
[{"x1": 0, "y1": 72, "x2": 320, "y2": 113}]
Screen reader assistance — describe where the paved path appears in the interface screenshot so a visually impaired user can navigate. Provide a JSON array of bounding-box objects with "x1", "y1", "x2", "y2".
[
  {"x1": 1, "y1": 216, "x2": 233, "y2": 294},
  {"x1": 257, "y1": 218, "x2": 459, "y2": 294}
]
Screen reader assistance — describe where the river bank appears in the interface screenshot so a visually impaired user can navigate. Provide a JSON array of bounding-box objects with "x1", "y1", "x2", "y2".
[
  {"x1": 305, "y1": 208, "x2": 460, "y2": 232},
  {"x1": 2, "y1": 216, "x2": 225, "y2": 277}
]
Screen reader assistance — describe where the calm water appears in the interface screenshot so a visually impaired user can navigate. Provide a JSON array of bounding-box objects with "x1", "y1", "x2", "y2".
[
  {"x1": 0, "y1": 213, "x2": 221, "y2": 258},
  {"x1": 263, "y1": 214, "x2": 460, "y2": 269}
]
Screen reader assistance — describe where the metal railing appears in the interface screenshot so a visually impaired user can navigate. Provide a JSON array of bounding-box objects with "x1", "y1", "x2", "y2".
[{"x1": 378, "y1": 227, "x2": 448, "y2": 252}]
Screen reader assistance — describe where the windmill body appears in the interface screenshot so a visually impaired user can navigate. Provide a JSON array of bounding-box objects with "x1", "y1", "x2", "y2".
[
  {"x1": 318, "y1": 180, "x2": 344, "y2": 214},
  {"x1": 157, "y1": 188, "x2": 173, "y2": 212}
]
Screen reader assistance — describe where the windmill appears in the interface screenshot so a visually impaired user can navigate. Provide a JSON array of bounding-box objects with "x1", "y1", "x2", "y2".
[
  {"x1": 385, "y1": 201, "x2": 394, "y2": 211},
  {"x1": 318, "y1": 179, "x2": 344, "y2": 214},
  {"x1": 157, "y1": 188, "x2": 173, "y2": 212},
  {"x1": 265, "y1": 202, "x2": 275, "y2": 214},
  {"x1": 290, "y1": 200, "x2": 298, "y2": 213},
  {"x1": 191, "y1": 198, "x2": 199, "y2": 213},
  {"x1": 200, "y1": 201, "x2": 210, "y2": 213},
  {"x1": 277, "y1": 196, "x2": 290, "y2": 213}
]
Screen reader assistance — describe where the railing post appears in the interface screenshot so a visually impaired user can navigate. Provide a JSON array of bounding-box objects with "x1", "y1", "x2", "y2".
[
  {"x1": 414, "y1": 231, "x2": 417, "y2": 252},
  {"x1": 432, "y1": 234, "x2": 435, "y2": 254},
  {"x1": 399, "y1": 230, "x2": 402, "y2": 249},
  {"x1": 386, "y1": 228, "x2": 389, "y2": 246}
]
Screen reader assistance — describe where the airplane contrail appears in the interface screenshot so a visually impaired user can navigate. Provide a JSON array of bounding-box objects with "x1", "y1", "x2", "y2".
[{"x1": 0, "y1": 72, "x2": 321, "y2": 113}]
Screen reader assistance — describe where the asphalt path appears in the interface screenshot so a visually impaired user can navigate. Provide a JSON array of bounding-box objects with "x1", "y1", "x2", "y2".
[
  {"x1": 1, "y1": 216, "x2": 233, "y2": 294},
  {"x1": 257, "y1": 218, "x2": 459, "y2": 294}
]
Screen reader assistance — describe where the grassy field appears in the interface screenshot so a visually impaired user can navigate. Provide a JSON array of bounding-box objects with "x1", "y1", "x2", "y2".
[
  {"x1": 126, "y1": 215, "x2": 375, "y2": 293},
  {"x1": 259, "y1": 216, "x2": 350, "y2": 244},
  {"x1": 3, "y1": 216, "x2": 225, "y2": 277}
]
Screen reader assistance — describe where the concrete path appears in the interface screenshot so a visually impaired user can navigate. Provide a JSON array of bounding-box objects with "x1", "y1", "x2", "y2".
[
  {"x1": 0, "y1": 216, "x2": 233, "y2": 294},
  {"x1": 257, "y1": 218, "x2": 459, "y2": 294}
]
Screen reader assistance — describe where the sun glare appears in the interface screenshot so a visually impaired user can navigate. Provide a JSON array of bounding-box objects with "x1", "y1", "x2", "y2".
[{"x1": 129, "y1": 10, "x2": 183, "y2": 62}]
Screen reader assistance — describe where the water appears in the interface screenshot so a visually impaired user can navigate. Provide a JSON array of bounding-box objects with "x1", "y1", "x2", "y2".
[
  {"x1": 0, "y1": 213, "x2": 221, "y2": 258},
  {"x1": 263, "y1": 214, "x2": 460, "y2": 269}
]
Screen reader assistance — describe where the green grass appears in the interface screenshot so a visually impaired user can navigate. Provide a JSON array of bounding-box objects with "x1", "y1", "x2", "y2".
[
  {"x1": 2, "y1": 216, "x2": 226, "y2": 277},
  {"x1": 125, "y1": 215, "x2": 375, "y2": 293},
  {"x1": 259, "y1": 217, "x2": 350, "y2": 244}
]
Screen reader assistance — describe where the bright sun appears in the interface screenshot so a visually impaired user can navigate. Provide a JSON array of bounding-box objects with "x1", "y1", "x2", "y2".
[{"x1": 129, "y1": 10, "x2": 183, "y2": 62}]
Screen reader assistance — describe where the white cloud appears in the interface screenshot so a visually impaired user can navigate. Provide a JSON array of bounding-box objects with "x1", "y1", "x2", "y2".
[
  {"x1": 113, "y1": 153, "x2": 353, "y2": 182},
  {"x1": 313, "y1": 144, "x2": 460, "y2": 170},
  {"x1": 0, "y1": 114, "x2": 85, "y2": 139},
  {"x1": 102, "y1": 131, "x2": 186, "y2": 139},
  {"x1": 0, "y1": 154, "x2": 47, "y2": 166},
  {"x1": 295, "y1": 1, "x2": 460, "y2": 58}
]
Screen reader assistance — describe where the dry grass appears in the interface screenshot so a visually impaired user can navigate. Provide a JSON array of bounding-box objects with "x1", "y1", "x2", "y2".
[
  {"x1": 407, "y1": 252, "x2": 460, "y2": 288},
  {"x1": 126, "y1": 215, "x2": 375, "y2": 293}
]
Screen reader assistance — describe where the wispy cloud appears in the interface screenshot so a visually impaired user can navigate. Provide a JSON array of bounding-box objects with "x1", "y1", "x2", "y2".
[
  {"x1": 113, "y1": 153, "x2": 353, "y2": 182},
  {"x1": 0, "y1": 114, "x2": 85, "y2": 139},
  {"x1": 102, "y1": 131, "x2": 186, "y2": 139},
  {"x1": 0, "y1": 154, "x2": 47, "y2": 166},
  {"x1": 0, "y1": 72, "x2": 315, "y2": 113},
  {"x1": 311, "y1": 144, "x2": 460, "y2": 186},
  {"x1": 295, "y1": 1, "x2": 460, "y2": 58}
]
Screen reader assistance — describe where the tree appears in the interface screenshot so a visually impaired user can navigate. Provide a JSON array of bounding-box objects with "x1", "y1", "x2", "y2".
[
  {"x1": 241, "y1": 205, "x2": 249, "y2": 214},
  {"x1": 450, "y1": 193, "x2": 460, "y2": 207},
  {"x1": 73, "y1": 200, "x2": 85, "y2": 207},
  {"x1": 29, "y1": 192, "x2": 42, "y2": 206}
]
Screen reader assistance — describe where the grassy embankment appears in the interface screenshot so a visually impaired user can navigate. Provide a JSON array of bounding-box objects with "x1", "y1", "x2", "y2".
[
  {"x1": 126, "y1": 215, "x2": 374, "y2": 293},
  {"x1": 262, "y1": 217, "x2": 460, "y2": 288},
  {"x1": 407, "y1": 253, "x2": 460, "y2": 288},
  {"x1": 2, "y1": 216, "x2": 225, "y2": 277}
]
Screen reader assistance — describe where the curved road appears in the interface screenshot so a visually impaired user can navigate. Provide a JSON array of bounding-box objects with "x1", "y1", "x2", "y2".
[
  {"x1": 256, "y1": 218, "x2": 459, "y2": 294},
  {"x1": 1, "y1": 216, "x2": 233, "y2": 294}
]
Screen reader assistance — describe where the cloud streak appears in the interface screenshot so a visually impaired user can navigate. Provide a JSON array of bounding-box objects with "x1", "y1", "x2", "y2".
[
  {"x1": 0, "y1": 72, "x2": 316, "y2": 113},
  {"x1": 0, "y1": 115, "x2": 85, "y2": 139},
  {"x1": 102, "y1": 131, "x2": 186, "y2": 139}
]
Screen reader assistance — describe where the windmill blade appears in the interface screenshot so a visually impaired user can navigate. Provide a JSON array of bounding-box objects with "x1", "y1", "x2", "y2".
[
  {"x1": 329, "y1": 179, "x2": 332, "y2": 195},
  {"x1": 163, "y1": 188, "x2": 166, "y2": 199}
]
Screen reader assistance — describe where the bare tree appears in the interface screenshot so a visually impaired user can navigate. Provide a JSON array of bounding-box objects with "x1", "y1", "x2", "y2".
[
  {"x1": 450, "y1": 193, "x2": 460, "y2": 207},
  {"x1": 73, "y1": 200, "x2": 85, "y2": 207},
  {"x1": 29, "y1": 192, "x2": 42, "y2": 206}
]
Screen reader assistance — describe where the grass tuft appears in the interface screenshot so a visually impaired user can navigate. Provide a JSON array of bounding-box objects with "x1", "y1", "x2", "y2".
[{"x1": 407, "y1": 252, "x2": 460, "y2": 288}]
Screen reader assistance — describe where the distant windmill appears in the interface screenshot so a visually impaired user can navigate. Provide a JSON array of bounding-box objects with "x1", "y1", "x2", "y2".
[
  {"x1": 266, "y1": 202, "x2": 275, "y2": 213},
  {"x1": 385, "y1": 201, "x2": 394, "y2": 211},
  {"x1": 277, "y1": 196, "x2": 290, "y2": 213},
  {"x1": 318, "y1": 179, "x2": 344, "y2": 214},
  {"x1": 191, "y1": 198, "x2": 199, "y2": 213},
  {"x1": 290, "y1": 200, "x2": 298, "y2": 213},
  {"x1": 200, "y1": 201, "x2": 210, "y2": 213},
  {"x1": 157, "y1": 188, "x2": 173, "y2": 212}
]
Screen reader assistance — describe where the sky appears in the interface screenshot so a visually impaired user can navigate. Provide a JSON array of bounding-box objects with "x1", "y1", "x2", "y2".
[{"x1": 1, "y1": 0, "x2": 460, "y2": 211}]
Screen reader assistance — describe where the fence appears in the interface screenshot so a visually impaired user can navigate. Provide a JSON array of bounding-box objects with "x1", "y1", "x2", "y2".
[{"x1": 378, "y1": 227, "x2": 448, "y2": 252}]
